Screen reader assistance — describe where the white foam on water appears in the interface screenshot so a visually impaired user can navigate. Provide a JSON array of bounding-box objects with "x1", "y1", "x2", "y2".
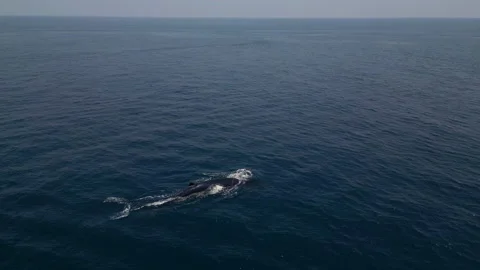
[
  {"x1": 227, "y1": 168, "x2": 253, "y2": 181},
  {"x1": 104, "y1": 197, "x2": 127, "y2": 203},
  {"x1": 144, "y1": 197, "x2": 177, "y2": 207},
  {"x1": 110, "y1": 204, "x2": 131, "y2": 220},
  {"x1": 208, "y1": 184, "x2": 225, "y2": 195},
  {"x1": 104, "y1": 197, "x2": 131, "y2": 220}
]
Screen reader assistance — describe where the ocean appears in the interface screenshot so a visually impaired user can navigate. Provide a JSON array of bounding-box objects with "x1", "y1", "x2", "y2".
[{"x1": 0, "y1": 17, "x2": 479, "y2": 269}]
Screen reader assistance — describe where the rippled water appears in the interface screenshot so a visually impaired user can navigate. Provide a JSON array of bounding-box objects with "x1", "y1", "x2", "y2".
[{"x1": 1, "y1": 17, "x2": 479, "y2": 269}]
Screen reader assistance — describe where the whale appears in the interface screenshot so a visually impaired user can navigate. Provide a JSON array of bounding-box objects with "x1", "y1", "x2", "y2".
[
  {"x1": 178, "y1": 177, "x2": 242, "y2": 197},
  {"x1": 104, "y1": 169, "x2": 253, "y2": 220}
]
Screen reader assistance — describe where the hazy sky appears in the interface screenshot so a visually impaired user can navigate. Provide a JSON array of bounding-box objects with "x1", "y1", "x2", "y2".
[{"x1": 1, "y1": 0, "x2": 480, "y2": 18}]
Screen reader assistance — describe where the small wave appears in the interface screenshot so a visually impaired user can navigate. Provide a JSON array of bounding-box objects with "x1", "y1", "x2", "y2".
[{"x1": 202, "y1": 172, "x2": 224, "y2": 177}]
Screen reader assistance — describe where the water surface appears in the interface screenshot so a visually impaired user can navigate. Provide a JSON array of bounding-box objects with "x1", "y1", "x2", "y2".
[{"x1": 1, "y1": 17, "x2": 479, "y2": 270}]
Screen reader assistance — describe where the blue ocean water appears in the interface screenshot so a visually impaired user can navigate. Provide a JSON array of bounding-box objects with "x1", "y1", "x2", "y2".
[{"x1": 1, "y1": 17, "x2": 479, "y2": 269}]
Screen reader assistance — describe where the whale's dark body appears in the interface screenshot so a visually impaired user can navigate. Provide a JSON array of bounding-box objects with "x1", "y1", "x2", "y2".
[
  {"x1": 105, "y1": 170, "x2": 252, "y2": 219},
  {"x1": 176, "y1": 177, "x2": 241, "y2": 197}
]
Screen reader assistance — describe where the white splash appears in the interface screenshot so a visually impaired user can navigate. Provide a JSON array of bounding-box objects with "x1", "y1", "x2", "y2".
[
  {"x1": 104, "y1": 197, "x2": 131, "y2": 220},
  {"x1": 227, "y1": 168, "x2": 253, "y2": 181},
  {"x1": 208, "y1": 184, "x2": 225, "y2": 195}
]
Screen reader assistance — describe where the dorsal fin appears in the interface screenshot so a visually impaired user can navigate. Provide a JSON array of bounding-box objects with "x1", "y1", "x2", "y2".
[{"x1": 188, "y1": 182, "x2": 195, "y2": 186}]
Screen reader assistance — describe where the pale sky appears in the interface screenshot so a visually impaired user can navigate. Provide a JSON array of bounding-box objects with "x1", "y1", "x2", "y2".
[{"x1": 1, "y1": 0, "x2": 480, "y2": 18}]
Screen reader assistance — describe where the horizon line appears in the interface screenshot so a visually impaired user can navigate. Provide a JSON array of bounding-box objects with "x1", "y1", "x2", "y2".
[{"x1": 1, "y1": 14, "x2": 480, "y2": 20}]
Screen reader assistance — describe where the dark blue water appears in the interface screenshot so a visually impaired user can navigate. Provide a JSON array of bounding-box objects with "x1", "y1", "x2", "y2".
[{"x1": 1, "y1": 17, "x2": 480, "y2": 270}]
